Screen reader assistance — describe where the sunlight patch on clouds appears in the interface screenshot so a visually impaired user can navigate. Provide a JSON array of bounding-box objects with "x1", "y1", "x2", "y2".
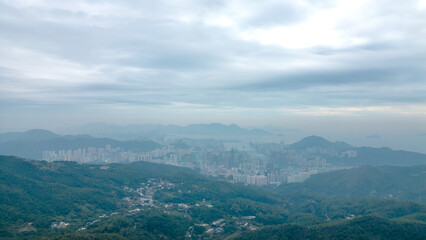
[
  {"x1": 239, "y1": 0, "x2": 371, "y2": 49},
  {"x1": 203, "y1": 15, "x2": 235, "y2": 27},
  {"x1": 240, "y1": 24, "x2": 343, "y2": 49},
  {"x1": 419, "y1": 0, "x2": 426, "y2": 9}
]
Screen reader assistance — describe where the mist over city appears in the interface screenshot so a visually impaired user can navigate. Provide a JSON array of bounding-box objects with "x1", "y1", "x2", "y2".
[{"x1": 0, "y1": 0, "x2": 425, "y2": 239}]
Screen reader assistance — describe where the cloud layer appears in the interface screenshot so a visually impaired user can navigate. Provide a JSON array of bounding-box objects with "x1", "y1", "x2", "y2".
[{"x1": 1, "y1": 0, "x2": 426, "y2": 141}]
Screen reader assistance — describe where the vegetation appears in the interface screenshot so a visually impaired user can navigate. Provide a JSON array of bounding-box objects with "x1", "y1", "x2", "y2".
[
  {"x1": 229, "y1": 216, "x2": 426, "y2": 240},
  {"x1": 276, "y1": 165, "x2": 426, "y2": 202},
  {"x1": 1, "y1": 155, "x2": 425, "y2": 239}
]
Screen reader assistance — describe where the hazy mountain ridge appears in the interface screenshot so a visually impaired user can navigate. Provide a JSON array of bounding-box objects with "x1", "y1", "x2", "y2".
[
  {"x1": 290, "y1": 135, "x2": 353, "y2": 151},
  {"x1": 0, "y1": 129, "x2": 60, "y2": 142},
  {"x1": 70, "y1": 122, "x2": 272, "y2": 140},
  {"x1": 1, "y1": 129, "x2": 426, "y2": 166},
  {"x1": 289, "y1": 135, "x2": 426, "y2": 166},
  {"x1": 349, "y1": 147, "x2": 426, "y2": 166}
]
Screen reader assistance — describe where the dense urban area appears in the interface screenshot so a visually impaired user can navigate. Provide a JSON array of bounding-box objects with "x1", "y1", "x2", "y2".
[
  {"x1": 1, "y1": 128, "x2": 426, "y2": 239},
  {"x1": 42, "y1": 137, "x2": 355, "y2": 185}
]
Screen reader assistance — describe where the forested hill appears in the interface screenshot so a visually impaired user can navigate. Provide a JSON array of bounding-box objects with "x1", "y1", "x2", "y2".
[
  {"x1": 276, "y1": 165, "x2": 426, "y2": 202},
  {"x1": 0, "y1": 155, "x2": 283, "y2": 239},
  {"x1": 230, "y1": 215, "x2": 426, "y2": 240},
  {"x1": 1, "y1": 155, "x2": 425, "y2": 239}
]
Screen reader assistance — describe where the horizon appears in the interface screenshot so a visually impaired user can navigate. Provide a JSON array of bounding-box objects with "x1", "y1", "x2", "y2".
[
  {"x1": 1, "y1": 1, "x2": 426, "y2": 153},
  {"x1": 2, "y1": 121, "x2": 426, "y2": 154}
]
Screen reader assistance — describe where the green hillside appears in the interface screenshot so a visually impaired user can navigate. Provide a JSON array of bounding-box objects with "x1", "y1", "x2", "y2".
[
  {"x1": 0, "y1": 156, "x2": 284, "y2": 239},
  {"x1": 230, "y1": 215, "x2": 426, "y2": 240},
  {"x1": 1, "y1": 155, "x2": 425, "y2": 239},
  {"x1": 276, "y1": 165, "x2": 426, "y2": 202}
]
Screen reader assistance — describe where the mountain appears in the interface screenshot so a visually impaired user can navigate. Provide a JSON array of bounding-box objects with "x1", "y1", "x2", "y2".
[
  {"x1": 71, "y1": 122, "x2": 272, "y2": 140},
  {"x1": 290, "y1": 136, "x2": 426, "y2": 166},
  {"x1": 1, "y1": 156, "x2": 425, "y2": 239},
  {"x1": 0, "y1": 155, "x2": 285, "y2": 239},
  {"x1": 0, "y1": 129, "x2": 60, "y2": 142},
  {"x1": 276, "y1": 165, "x2": 426, "y2": 202},
  {"x1": 73, "y1": 122, "x2": 164, "y2": 140},
  {"x1": 166, "y1": 123, "x2": 271, "y2": 136},
  {"x1": 347, "y1": 147, "x2": 426, "y2": 166},
  {"x1": 290, "y1": 135, "x2": 353, "y2": 151}
]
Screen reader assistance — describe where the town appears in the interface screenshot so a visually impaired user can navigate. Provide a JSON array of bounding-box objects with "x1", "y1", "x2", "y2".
[{"x1": 42, "y1": 137, "x2": 355, "y2": 186}]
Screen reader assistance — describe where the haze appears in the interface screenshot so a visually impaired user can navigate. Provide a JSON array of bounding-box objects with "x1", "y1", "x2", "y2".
[{"x1": 0, "y1": 0, "x2": 425, "y2": 153}]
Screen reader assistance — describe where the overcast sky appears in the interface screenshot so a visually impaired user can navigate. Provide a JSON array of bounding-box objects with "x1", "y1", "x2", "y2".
[{"x1": 0, "y1": 0, "x2": 425, "y2": 151}]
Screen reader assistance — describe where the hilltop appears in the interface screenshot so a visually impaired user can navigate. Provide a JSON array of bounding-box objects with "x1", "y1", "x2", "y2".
[
  {"x1": 291, "y1": 135, "x2": 353, "y2": 151},
  {"x1": 0, "y1": 129, "x2": 60, "y2": 142},
  {"x1": 287, "y1": 135, "x2": 426, "y2": 166}
]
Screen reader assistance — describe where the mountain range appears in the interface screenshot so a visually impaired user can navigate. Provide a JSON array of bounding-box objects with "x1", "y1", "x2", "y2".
[
  {"x1": 1, "y1": 130, "x2": 426, "y2": 166},
  {"x1": 68, "y1": 122, "x2": 272, "y2": 140}
]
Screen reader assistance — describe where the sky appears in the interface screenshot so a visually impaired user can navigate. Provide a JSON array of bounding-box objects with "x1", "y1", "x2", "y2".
[{"x1": 0, "y1": 0, "x2": 426, "y2": 152}]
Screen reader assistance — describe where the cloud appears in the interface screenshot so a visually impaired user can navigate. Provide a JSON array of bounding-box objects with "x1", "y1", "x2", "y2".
[
  {"x1": 0, "y1": 0, "x2": 425, "y2": 126},
  {"x1": 366, "y1": 135, "x2": 381, "y2": 139}
]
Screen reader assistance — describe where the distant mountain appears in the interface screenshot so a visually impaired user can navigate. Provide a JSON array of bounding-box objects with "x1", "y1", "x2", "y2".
[
  {"x1": 165, "y1": 123, "x2": 271, "y2": 136},
  {"x1": 277, "y1": 165, "x2": 426, "y2": 202},
  {"x1": 75, "y1": 122, "x2": 164, "y2": 140},
  {"x1": 291, "y1": 135, "x2": 353, "y2": 151},
  {"x1": 72, "y1": 122, "x2": 272, "y2": 140},
  {"x1": 347, "y1": 147, "x2": 426, "y2": 166},
  {"x1": 290, "y1": 136, "x2": 426, "y2": 166},
  {"x1": 0, "y1": 129, "x2": 60, "y2": 142}
]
